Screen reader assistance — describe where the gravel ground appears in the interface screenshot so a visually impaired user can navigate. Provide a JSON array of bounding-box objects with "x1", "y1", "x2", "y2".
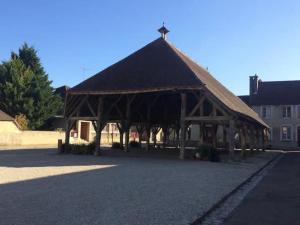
[{"x1": 0, "y1": 148, "x2": 276, "y2": 225}]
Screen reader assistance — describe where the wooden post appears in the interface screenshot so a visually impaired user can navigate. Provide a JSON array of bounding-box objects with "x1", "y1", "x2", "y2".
[
  {"x1": 223, "y1": 125, "x2": 227, "y2": 149},
  {"x1": 212, "y1": 124, "x2": 218, "y2": 148},
  {"x1": 255, "y1": 128, "x2": 260, "y2": 151},
  {"x1": 124, "y1": 96, "x2": 132, "y2": 152},
  {"x1": 117, "y1": 123, "x2": 124, "y2": 150},
  {"x1": 162, "y1": 126, "x2": 169, "y2": 149},
  {"x1": 146, "y1": 124, "x2": 151, "y2": 151},
  {"x1": 176, "y1": 126, "x2": 180, "y2": 147},
  {"x1": 64, "y1": 119, "x2": 71, "y2": 152},
  {"x1": 240, "y1": 125, "x2": 246, "y2": 158},
  {"x1": 146, "y1": 103, "x2": 152, "y2": 151},
  {"x1": 228, "y1": 120, "x2": 235, "y2": 160},
  {"x1": 94, "y1": 97, "x2": 103, "y2": 155},
  {"x1": 153, "y1": 130, "x2": 157, "y2": 148},
  {"x1": 124, "y1": 130, "x2": 130, "y2": 152},
  {"x1": 261, "y1": 128, "x2": 266, "y2": 151},
  {"x1": 151, "y1": 127, "x2": 160, "y2": 148},
  {"x1": 136, "y1": 124, "x2": 144, "y2": 148},
  {"x1": 120, "y1": 130, "x2": 124, "y2": 149},
  {"x1": 179, "y1": 93, "x2": 187, "y2": 159},
  {"x1": 249, "y1": 126, "x2": 255, "y2": 153},
  {"x1": 198, "y1": 123, "x2": 204, "y2": 147}
]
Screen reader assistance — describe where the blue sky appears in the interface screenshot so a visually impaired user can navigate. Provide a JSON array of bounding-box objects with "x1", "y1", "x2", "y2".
[{"x1": 1, "y1": 0, "x2": 299, "y2": 95}]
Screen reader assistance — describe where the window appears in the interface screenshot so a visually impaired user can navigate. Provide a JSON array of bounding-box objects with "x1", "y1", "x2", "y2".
[
  {"x1": 281, "y1": 126, "x2": 292, "y2": 141},
  {"x1": 262, "y1": 106, "x2": 271, "y2": 118},
  {"x1": 282, "y1": 106, "x2": 292, "y2": 119}
]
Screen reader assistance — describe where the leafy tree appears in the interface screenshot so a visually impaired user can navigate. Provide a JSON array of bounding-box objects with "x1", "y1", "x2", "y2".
[
  {"x1": 0, "y1": 43, "x2": 63, "y2": 129},
  {"x1": 0, "y1": 57, "x2": 34, "y2": 118}
]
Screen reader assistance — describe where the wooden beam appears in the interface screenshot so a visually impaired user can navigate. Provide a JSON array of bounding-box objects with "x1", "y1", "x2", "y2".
[
  {"x1": 104, "y1": 95, "x2": 123, "y2": 119},
  {"x1": 185, "y1": 116, "x2": 231, "y2": 121},
  {"x1": 70, "y1": 116, "x2": 98, "y2": 120},
  {"x1": 65, "y1": 95, "x2": 82, "y2": 116},
  {"x1": 203, "y1": 92, "x2": 231, "y2": 117},
  {"x1": 86, "y1": 99, "x2": 96, "y2": 117},
  {"x1": 188, "y1": 96, "x2": 205, "y2": 117},
  {"x1": 69, "y1": 95, "x2": 89, "y2": 118},
  {"x1": 179, "y1": 93, "x2": 187, "y2": 159}
]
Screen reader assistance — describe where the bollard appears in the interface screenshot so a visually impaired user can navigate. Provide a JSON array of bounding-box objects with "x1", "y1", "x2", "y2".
[{"x1": 57, "y1": 139, "x2": 63, "y2": 154}]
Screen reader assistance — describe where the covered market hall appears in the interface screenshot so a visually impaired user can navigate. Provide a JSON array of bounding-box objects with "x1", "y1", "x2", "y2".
[{"x1": 64, "y1": 26, "x2": 269, "y2": 159}]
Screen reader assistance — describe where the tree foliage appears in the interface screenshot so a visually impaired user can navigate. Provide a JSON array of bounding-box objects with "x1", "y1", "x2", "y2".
[{"x1": 0, "y1": 43, "x2": 63, "y2": 129}]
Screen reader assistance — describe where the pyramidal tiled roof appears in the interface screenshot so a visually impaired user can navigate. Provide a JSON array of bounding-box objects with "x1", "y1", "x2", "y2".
[{"x1": 69, "y1": 37, "x2": 267, "y2": 127}]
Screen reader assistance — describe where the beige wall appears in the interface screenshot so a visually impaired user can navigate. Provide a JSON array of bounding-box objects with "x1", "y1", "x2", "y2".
[
  {"x1": 0, "y1": 121, "x2": 20, "y2": 133},
  {"x1": 0, "y1": 121, "x2": 65, "y2": 146},
  {"x1": 0, "y1": 130, "x2": 65, "y2": 146}
]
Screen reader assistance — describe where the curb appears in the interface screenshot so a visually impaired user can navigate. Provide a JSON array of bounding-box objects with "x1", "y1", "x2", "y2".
[{"x1": 190, "y1": 152, "x2": 282, "y2": 225}]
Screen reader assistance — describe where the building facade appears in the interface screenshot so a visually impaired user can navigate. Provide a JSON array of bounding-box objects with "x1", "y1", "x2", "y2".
[{"x1": 239, "y1": 75, "x2": 300, "y2": 149}]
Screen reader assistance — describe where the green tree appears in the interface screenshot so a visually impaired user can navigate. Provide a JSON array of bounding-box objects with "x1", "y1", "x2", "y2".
[
  {"x1": 0, "y1": 43, "x2": 63, "y2": 129},
  {"x1": 0, "y1": 57, "x2": 34, "y2": 118}
]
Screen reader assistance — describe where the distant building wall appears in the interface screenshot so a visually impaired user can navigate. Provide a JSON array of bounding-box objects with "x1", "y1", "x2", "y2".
[
  {"x1": 0, "y1": 130, "x2": 65, "y2": 146},
  {"x1": 252, "y1": 105, "x2": 300, "y2": 149}
]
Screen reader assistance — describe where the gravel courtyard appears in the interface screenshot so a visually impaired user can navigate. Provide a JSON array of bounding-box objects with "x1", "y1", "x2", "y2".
[{"x1": 0, "y1": 148, "x2": 276, "y2": 225}]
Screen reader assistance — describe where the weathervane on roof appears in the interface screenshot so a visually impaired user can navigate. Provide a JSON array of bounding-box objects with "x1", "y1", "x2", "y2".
[{"x1": 158, "y1": 22, "x2": 169, "y2": 40}]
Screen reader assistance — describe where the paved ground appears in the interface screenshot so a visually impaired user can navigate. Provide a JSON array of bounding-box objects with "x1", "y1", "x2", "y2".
[
  {"x1": 222, "y1": 152, "x2": 300, "y2": 225},
  {"x1": 0, "y1": 148, "x2": 275, "y2": 225}
]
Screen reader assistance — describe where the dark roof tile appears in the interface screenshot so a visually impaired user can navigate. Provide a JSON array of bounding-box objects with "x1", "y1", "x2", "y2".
[
  {"x1": 251, "y1": 81, "x2": 300, "y2": 105},
  {"x1": 0, "y1": 110, "x2": 14, "y2": 121}
]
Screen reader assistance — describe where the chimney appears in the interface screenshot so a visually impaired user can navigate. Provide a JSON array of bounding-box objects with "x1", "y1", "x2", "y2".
[{"x1": 249, "y1": 74, "x2": 259, "y2": 95}]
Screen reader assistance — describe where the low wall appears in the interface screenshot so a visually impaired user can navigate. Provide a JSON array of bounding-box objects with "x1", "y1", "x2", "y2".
[{"x1": 0, "y1": 131, "x2": 65, "y2": 146}]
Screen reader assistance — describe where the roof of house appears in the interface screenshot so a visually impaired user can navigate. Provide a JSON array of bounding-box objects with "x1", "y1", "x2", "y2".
[
  {"x1": 238, "y1": 95, "x2": 250, "y2": 105},
  {"x1": 251, "y1": 81, "x2": 300, "y2": 105},
  {"x1": 55, "y1": 85, "x2": 70, "y2": 99},
  {"x1": 0, "y1": 110, "x2": 14, "y2": 121},
  {"x1": 69, "y1": 37, "x2": 267, "y2": 127}
]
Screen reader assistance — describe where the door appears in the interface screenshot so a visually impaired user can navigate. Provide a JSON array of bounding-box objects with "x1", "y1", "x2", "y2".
[
  {"x1": 298, "y1": 127, "x2": 300, "y2": 147},
  {"x1": 80, "y1": 122, "x2": 90, "y2": 141}
]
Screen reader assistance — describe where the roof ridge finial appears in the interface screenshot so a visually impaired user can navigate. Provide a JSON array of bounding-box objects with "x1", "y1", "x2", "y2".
[{"x1": 158, "y1": 23, "x2": 169, "y2": 40}]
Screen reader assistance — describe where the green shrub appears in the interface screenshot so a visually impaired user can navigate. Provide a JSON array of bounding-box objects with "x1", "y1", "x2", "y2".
[
  {"x1": 61, "y1": 143, "x2": 95, "y2": 155},
  {"x1": 195, "y1": 144, "x2": 220, "y2": 162},
  {"x1": 112, "y1": 142, "x2": 121, "y2": 149},
  {"x1": 129, "y1": 140, "x2": 140, "y2": 148}
]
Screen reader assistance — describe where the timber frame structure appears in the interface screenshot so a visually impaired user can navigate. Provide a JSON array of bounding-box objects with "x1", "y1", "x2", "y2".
[{"x1": 64, "y1": 26, "x2": 269, "y2": 159}]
